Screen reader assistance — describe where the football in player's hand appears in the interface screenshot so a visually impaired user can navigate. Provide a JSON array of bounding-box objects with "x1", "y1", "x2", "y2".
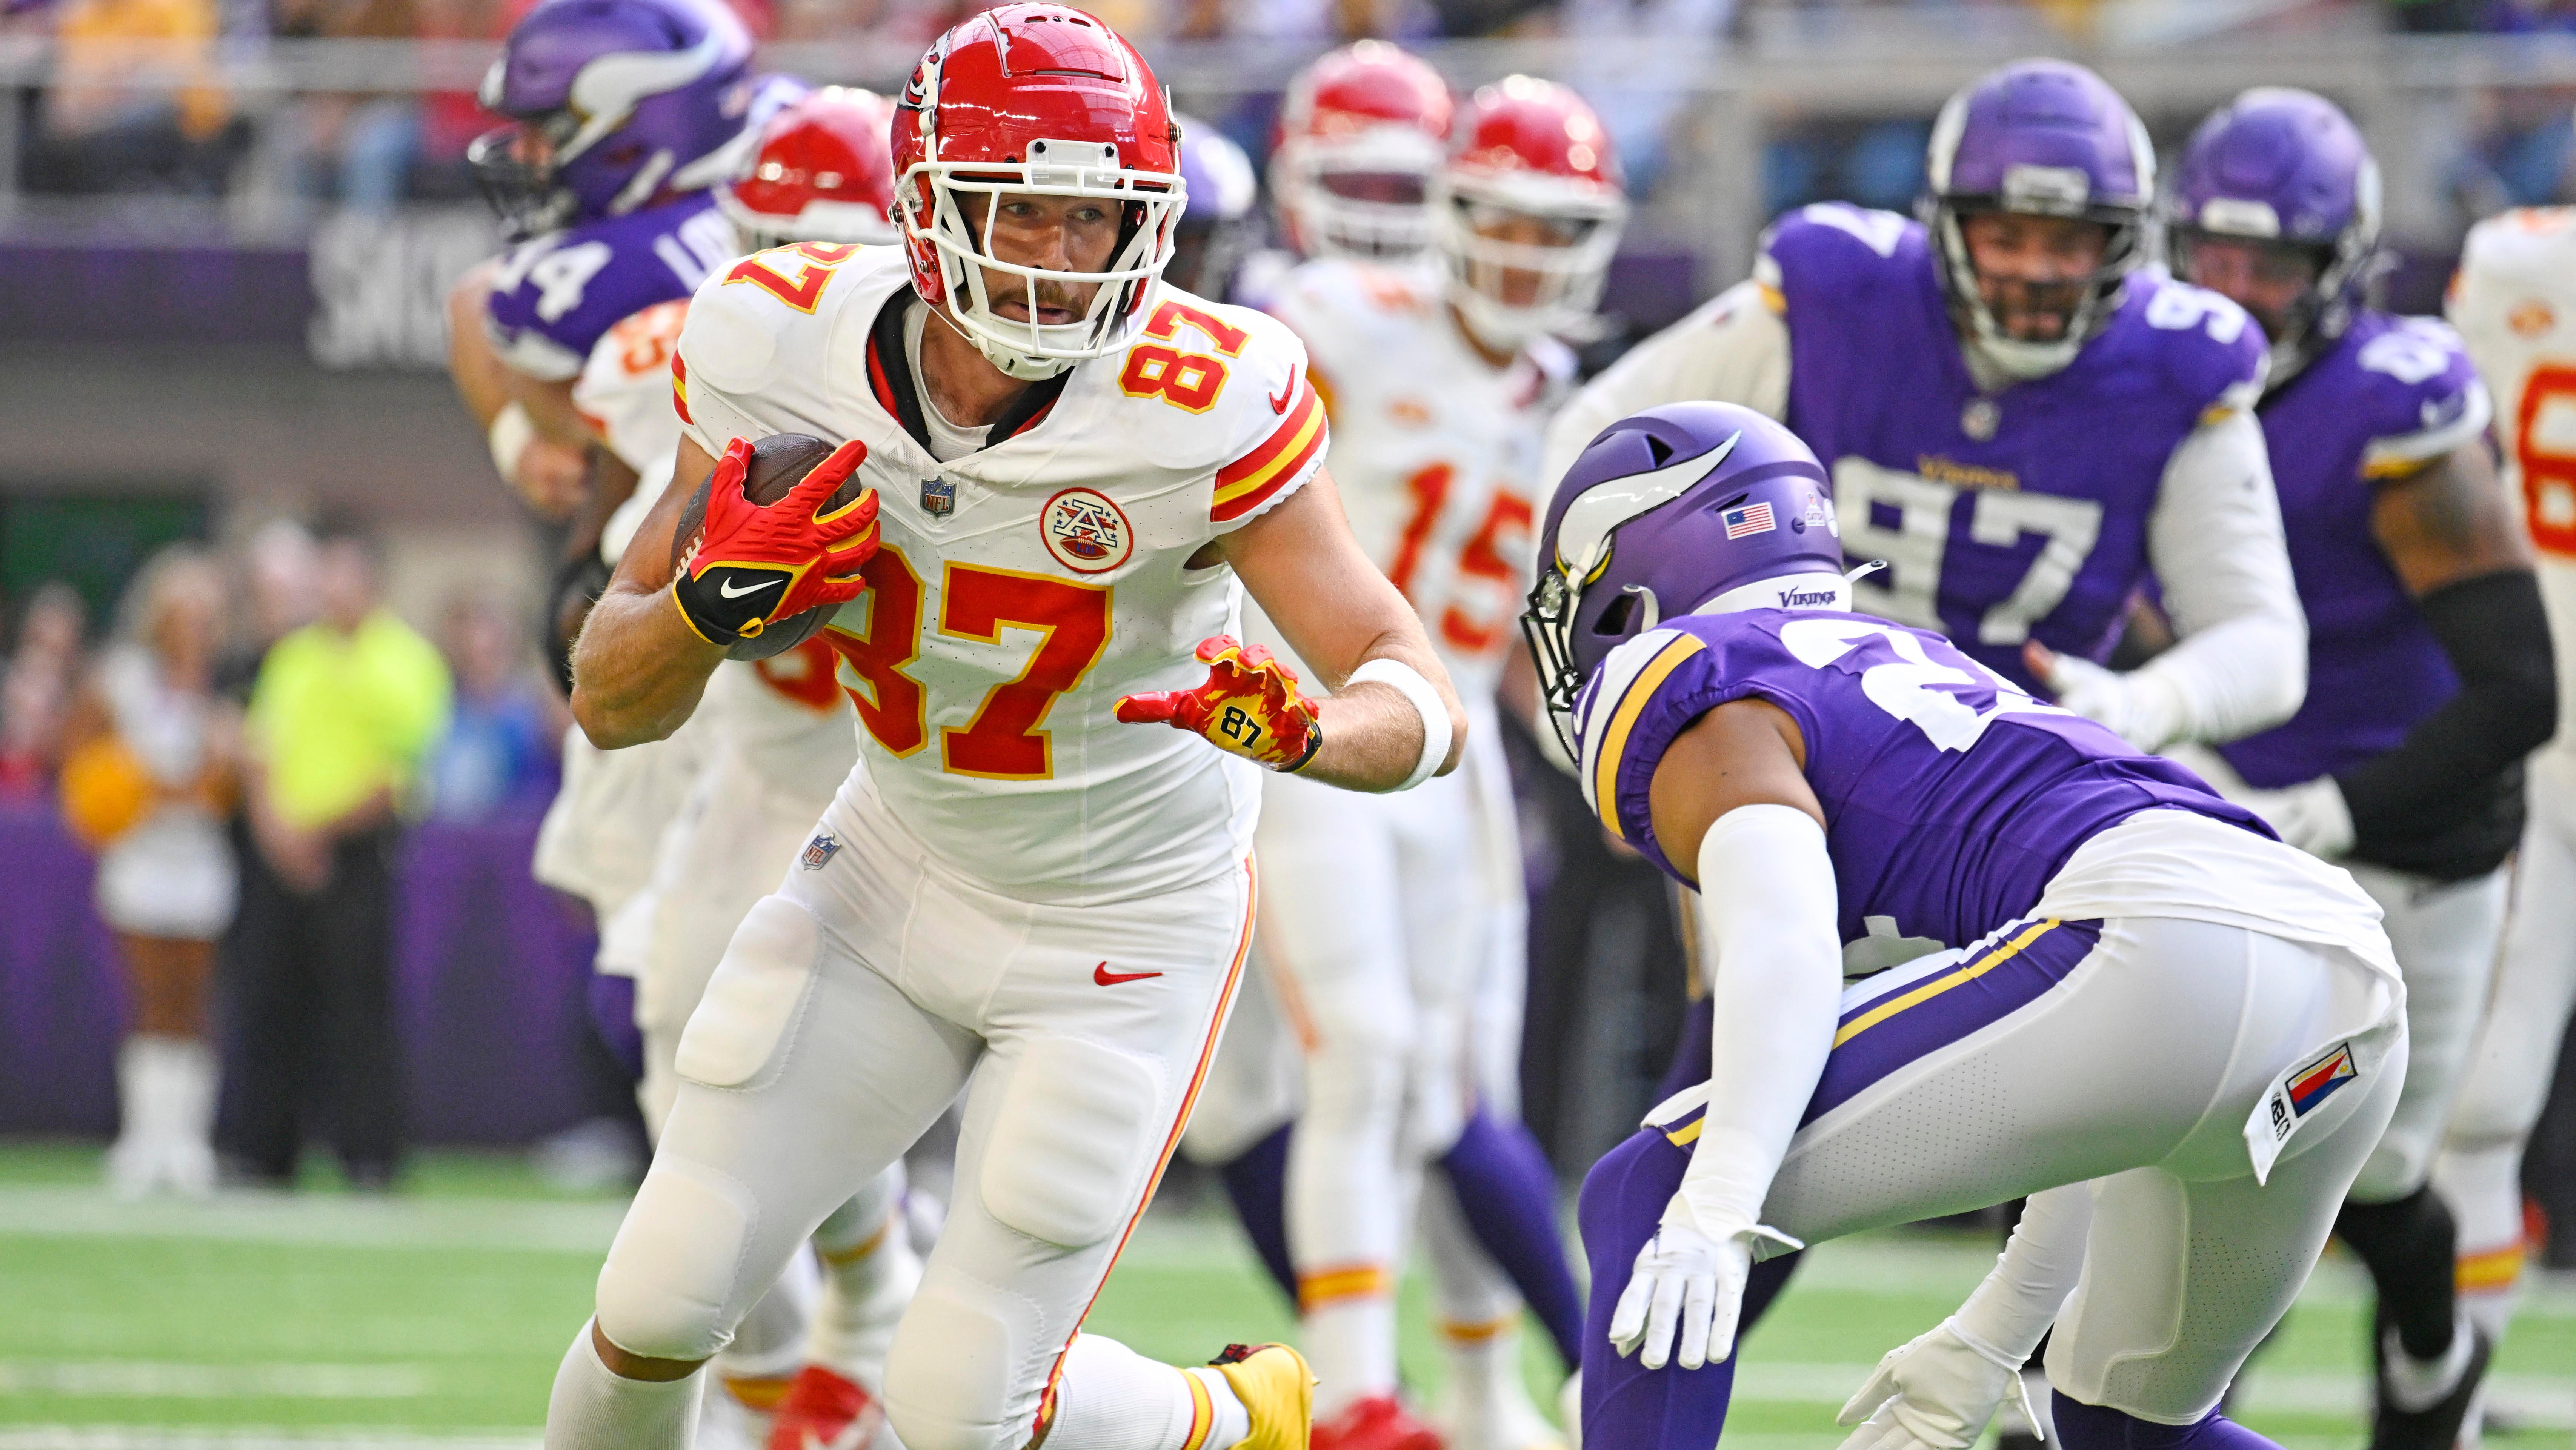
[{"x1": 673, "y1": 432, "x2": 863, "y2": 661}]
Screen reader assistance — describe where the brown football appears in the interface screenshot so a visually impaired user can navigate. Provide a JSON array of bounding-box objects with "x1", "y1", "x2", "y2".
[{"x1": 671, "y1": 433, "x2": 862, "y2": 661}]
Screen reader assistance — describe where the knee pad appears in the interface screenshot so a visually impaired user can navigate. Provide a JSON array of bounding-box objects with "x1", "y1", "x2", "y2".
[
  {"x1": 883, "y1": 1281, "x2": 1024, "y2": 1450},
  {"x1": 978, "y1": 1037, "x2": 1162, "y2": 1249},
  {"x1": 676, "y1": 895, "x2": 820, "y2": 1091},
  {"x1": 597, "y1": 1159, "x2": 761, "y2": 1361}
]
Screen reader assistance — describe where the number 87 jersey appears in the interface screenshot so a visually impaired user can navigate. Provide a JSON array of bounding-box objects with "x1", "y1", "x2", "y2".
[{"x1": 673, "y1": 244, "x2": 1330, "y2": 903}]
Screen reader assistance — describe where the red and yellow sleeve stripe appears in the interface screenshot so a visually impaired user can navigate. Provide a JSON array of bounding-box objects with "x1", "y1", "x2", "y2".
[
  {"x1": 1212, "y1": 375, "x2": 1326, "y2": 523},
  {"x1": 671, "y1": 352, "x2": 693, "y2": 425}
]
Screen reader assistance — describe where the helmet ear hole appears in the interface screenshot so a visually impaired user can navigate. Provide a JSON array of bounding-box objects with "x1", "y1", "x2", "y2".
[{"x1": 1592, "y1": 591, "x2": 1639, "y2": 636}]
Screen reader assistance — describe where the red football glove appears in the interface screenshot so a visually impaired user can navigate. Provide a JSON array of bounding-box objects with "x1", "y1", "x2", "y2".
[
  {"x1": 1115, "y1": 635, "x2": 1324, "y2": 772},
  {"x1": 673, "y1": 437, "x2": 879, "y2": 646}
]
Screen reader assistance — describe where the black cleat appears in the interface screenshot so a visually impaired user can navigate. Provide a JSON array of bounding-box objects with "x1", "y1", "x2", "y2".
[{"x1": 2368, "y1": 1325, "x2": 2491, "y2": 1450}]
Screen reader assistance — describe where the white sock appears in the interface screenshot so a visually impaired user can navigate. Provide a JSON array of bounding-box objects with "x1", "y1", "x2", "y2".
[
  {"x1": 1302, "y1": 1294, "x2": 1397, "y2": 1419},
  {"x1": 546, "y1": 1319, "x2": 704, "y2": 1450},
  {"x1": 809, "y1": 1190, "x2": 921, "y2": 1388},
  {"x1": 161, "y1": 1037, "x2": 217, "y2": 1195},
  {"x1": 2381, "y1": 1310, "x2": 2475, "y2": 1412},
  {"x1": 2435, "y1": 1143, "x2": 2530, "y2": 1348},
  {"x1": 1043, "y1": 1335, "x2": 1248, "y2": 1450},
  {"x1": 716, "y1": 1250, "x2": 818, "y2": 1386},
  {"x1": 1439, "y1": 1316, "x2": 1523, "y2": 1403}
]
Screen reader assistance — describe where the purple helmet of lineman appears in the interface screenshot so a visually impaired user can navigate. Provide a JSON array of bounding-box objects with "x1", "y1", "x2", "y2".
[
  {"x1": 2167, "y1": 88, "x2": 2380, "y2": 382},
  {"x1": 1523, "y1": 402, "x2": 1847, "y2": 751},
  {"x1": 469, "y1": 0, "x2": 755, "y2": 239},
  {"x1": 1167, "y1": 115, "x2": 1260, "y2": 297},
  {"x1": 1921, "y1": 59, "x2": 2157, "y2": 380}
]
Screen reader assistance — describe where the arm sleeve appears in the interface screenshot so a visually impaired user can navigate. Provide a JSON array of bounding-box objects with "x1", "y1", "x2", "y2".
[
  {"x1": 1670, "y1": 803, "x2": 1842, "y2": 1239},
  {"x1": 2337, "y1": 568, "x2": 2557, "y2": 842},
  {"x1": 1540, "y1": 280, "x2": 1793, "y2": 491},
  {"x1": 1950, "y1": 1182, "x2": 2093, "y2": 1363},
  {"x1": 2137, "y1": 408, "x2": 2310, "y2": 746}
]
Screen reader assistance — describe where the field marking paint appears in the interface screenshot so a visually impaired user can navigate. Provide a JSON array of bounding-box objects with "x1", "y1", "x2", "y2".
[{"x1": 0, "y1": 1364, "x2": 435, "y2": 1399}]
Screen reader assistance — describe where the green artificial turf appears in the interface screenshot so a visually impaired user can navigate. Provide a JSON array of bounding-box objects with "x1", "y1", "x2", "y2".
[{"x1": 0, "y1": 1141, "x2": 2566, "y2": 1449}]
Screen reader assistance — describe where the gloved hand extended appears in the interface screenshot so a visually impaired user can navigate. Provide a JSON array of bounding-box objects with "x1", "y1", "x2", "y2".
[{"x1": 1114, "y1": 635, "x2": 1323, "y2": 772}]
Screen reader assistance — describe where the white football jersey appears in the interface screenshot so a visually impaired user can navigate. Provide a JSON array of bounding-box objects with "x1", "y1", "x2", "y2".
[
  {"x1": 1253, "y1": 258, "x2": 1565, "y2": 702},
  {"x1": 575, "y1": 294, "x2": 860, "y2": 799},
  {"x1": 674, "y1": 243, "x2": 1329, "y2": 903},
  {"x1": 2451, "y1": 208, "x2": 2576, "y2": 565},
  {"x1": 2451, "y1": 207, "x2": 2576, "y2": 760}
]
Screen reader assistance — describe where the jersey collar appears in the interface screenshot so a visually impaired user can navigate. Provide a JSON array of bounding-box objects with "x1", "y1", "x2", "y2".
[{"x1": 866, "y1": 291, "x2": 1070, "y2": 456}]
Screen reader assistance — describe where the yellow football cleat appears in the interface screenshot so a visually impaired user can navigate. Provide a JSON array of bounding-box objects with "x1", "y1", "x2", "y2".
[{"x1": 1210, "y1": 1343, "x2": 1315, "y2": 1450}]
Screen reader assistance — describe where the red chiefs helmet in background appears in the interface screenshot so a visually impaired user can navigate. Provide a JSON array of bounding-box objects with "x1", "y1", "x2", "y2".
[
  {"x1": 1270, "y1": 41, "x2": 1452, "y2": 261},
  {"x1": 720, "y1": 86, "x2": 901, "y2": 252},
  {"x1": 892, "y1": 3, "x2": 1184, "y2": 380},
  {"x1": 1432, "y1": 75, "x2": 1627, "y2": 352}
]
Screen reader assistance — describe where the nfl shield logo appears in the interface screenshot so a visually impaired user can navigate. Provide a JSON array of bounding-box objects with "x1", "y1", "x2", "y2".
[
  {"x1": 920, "y1": 477, "x2": 955, "y2": 517},
  {"x1": 800, "y1": 833, "x2": 840, "y2": 870}
]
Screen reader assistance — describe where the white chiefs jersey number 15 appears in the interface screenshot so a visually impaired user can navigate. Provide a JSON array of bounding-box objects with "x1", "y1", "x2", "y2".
[{"x1": 1262, "y1": 259, "x2": 1560, "y2": 701}]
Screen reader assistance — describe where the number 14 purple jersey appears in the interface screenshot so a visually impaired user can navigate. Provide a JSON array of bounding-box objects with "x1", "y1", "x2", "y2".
[
  {"x1": 1572, "y1": 608, "x2": 2268, "y2": 952},
  {"x1": 1763, "y1": 206, "x2": 2268, "y2": 690}
]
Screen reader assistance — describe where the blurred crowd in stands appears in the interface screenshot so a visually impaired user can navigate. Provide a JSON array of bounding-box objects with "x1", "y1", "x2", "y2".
[
  {"x1": 3, "y1": 0, "x2": 2573, "y2": 224},
  {"x1": 0, "y1": 527, "x2": 565, "y2": 1191}
]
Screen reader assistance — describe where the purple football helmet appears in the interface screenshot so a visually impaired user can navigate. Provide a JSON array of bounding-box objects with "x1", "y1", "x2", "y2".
[
  {"x1": 1168, "y1": 115, "x2": 1260, "y2": 298},
  {"x1": 1523, "y1": 402, "x2": 1847, "y2": 752},
  {"x1": 468, "y1": 0, "x2": 755, "y2": 240},
  {"x1": 1921, "y1": 59, "x2": 2156, "y2": 379},
  {"x1": 2167, "y1": 88, "x2": 2379, "y2": 382}
]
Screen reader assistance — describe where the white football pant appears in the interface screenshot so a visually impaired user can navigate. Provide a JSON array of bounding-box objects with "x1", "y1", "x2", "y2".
[
  {"x1": 2333, "y1": 860, "x2": 2507, "y2": 1203},
  {"x1": 570, "y1": 781, "x2": 1254, "y2": 1450},
  {"x1": 2435, "y1": 748, "x2": 2576, "y2": 1347}
]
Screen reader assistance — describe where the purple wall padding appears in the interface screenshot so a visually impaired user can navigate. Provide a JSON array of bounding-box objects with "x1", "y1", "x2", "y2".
[
  {"x1": 0, "y1": 244, "x2": 312, "y2": 346},
  {"x1": 0, "y1": 801, "x2": 604, "y2": 1146}
]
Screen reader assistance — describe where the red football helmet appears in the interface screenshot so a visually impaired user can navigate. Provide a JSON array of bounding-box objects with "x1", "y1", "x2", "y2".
[
  {"x1": 1431, "y1": 76, "x2": 1627, "y2": 351},
  {"x1": 892, "y1": 4, "x2": 1184, "y2": 380},
  {"x1": 719, "y1": 86, "x2": 901, "y2": 252},
  {"x1": 1270, "y1": 41, "x2": 1452, "y2": 261}
]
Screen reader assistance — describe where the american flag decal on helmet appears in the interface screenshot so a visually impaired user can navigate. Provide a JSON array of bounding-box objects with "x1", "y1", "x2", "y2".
[{"x1": 1720, "y1": 501, "x2": 1776, "y2": 539}]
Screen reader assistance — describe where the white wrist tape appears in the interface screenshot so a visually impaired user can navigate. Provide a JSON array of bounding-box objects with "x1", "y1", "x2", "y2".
[
  {"x1": 1349, "y1": 657, "x2": 1450, "y2": 792},
  {"x1": 488, "y1": 400, "x2": 535, "y2": 482}
]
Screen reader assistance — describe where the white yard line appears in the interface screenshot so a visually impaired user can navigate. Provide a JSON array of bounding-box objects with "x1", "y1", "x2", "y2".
[
  {"x1": 0, "y1": 1189, "x2": 623, "y2": 1256},
  {"x1": 0, "y1": 1365, "x2": 435, "y2": 1400}
]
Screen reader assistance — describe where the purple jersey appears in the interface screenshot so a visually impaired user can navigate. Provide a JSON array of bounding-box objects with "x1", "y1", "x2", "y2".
[
  {"x1": 1764, "y1": 205, "x2": 2267, "y2": 689},
  {"x1": 2219, "y1": 312, "x2": 2486, "y2": 788},
  {"x1": 484, "y1": 191, "x2": 738, "y2": 382},
  {"x1": 1572, "y1": 609, "x2": 2267, "y2": 951}
]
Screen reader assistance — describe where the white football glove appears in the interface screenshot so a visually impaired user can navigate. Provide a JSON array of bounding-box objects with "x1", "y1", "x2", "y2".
[
  {"x1": 2030, "y1": 649, "x2": 2187, "y2": 754},
  {"x1": 1835, "y1": 1319, "x2": 2039, "y2": 1450},
  {"x1": 2231, "y1": 775, "x2": 2354, "y2": 859},
  {"x1": 1609, "y1": 1218, "x2": 1746, "y2": 1371},
  {"x1": 1607, "y1": 1213, "x2": 1801, "y2": 1371}
]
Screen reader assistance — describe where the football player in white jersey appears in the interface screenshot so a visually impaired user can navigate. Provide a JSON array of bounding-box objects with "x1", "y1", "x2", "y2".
[
  {"x1": 545, "y1": 11, "x2": 1467, "y2": 1450},
  {"x1": 569, "y1": 88, "x2": 926, "y2": 1450},
  {"x1": 2438, "y1": 203, "x2": 2576, "y2": 1382},
  {"x1": 1243, "y1": 74, "x2": 1617, "y2": 1450}
]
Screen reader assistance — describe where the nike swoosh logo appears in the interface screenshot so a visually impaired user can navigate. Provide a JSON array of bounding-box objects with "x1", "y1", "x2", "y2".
[
  {"x1": 1268, "y1": 375, "x2": 1297, "y2": 414},
  {"x1": 1093, "y1": 961, "x2": 1163, "y2": 986},
  {"x1": 718, "y1": 576, "x2": 784, "y2": 599}
]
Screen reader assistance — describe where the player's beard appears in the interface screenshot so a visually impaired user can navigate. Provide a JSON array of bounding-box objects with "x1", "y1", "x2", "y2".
[
  {"x1": 1978, "y1": 273, "x2": 2089, "y2": 342},
  {"x1": 989, "y1": 274, "x2": 1097, "y2": 326}
]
